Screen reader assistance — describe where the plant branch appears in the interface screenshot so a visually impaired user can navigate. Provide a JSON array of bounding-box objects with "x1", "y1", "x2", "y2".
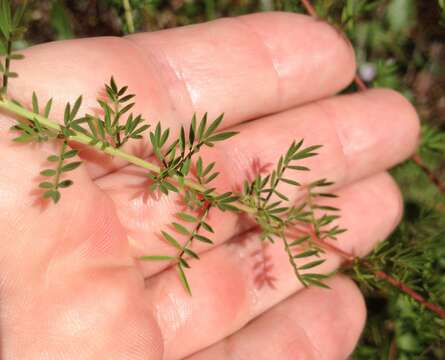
[
  {"x1": 281, "y1": 230, "x2": 306, "y2": 285},
  {"x1": 412, "y1": 154, "x2": 445, "y2": 197},
  {"x1": 373, "y1": 269, "x2": 445, "y2": 319},
  {"x1": 52, "y1": 141, "x2": 68, "y2": 188},
  {"x1": 178, "y1": 204, "x2": 212, "y2": 260}
]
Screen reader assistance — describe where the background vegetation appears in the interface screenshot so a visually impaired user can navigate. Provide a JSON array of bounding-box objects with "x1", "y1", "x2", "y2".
[{"x1": 10, "y1": 0, "x2": 445, "y2": 358}]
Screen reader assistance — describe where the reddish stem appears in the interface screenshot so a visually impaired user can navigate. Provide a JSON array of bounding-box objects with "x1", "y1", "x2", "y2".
[
  {"x1": 300, "y1": 0, "x2": 317, "y2": 17},
  {"x1": 412, "y1": 154, "x2": 445, "y2": 196},
  {"x1": 388, "y1": 338, "x2": 398, "y2": 360},
  {"x1": 354, "y1": 74, "x2": 367, "y2": 91},
  {"x1": 373, "y1": 270, "x2": 445, "y2": 319}
]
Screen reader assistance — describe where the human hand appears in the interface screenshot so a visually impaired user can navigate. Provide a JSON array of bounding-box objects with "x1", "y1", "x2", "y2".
[{"x1": 0, "y1": 12, "x2": 419, "y2": 359}]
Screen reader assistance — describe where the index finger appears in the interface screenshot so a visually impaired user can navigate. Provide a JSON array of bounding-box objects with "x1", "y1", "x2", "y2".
[
  {"x1": 6, "y1": 12, "x2": 356, "y2": 178},
  {"x1": 127, "y1": 12, "x2": 356, "y2": 122}
]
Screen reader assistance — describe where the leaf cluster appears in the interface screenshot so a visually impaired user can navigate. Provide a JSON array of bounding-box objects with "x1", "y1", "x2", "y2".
[
  {"x1": 0, "y1": 0, "x2": 26, "y2": 44},
  {"x1": 238, "y1": 140, "x2": 344, "y2": 288},
  {"x1": 70, "y1": 78, "x2": 148, "y2": 149},
  {"x1": 12, "y1": 93, "x2": 84, "y2": 203},
  {"x1": 420, "y1": 124, "x2": 445, "y2": 156},
  {"x1": 38, "y1": 97, "x2": 83, "y2": 203},
  {"x1": 142, "y1": 205, "x2": 215, "y2": 294},
  {"x1": 12, "y1": 94, "x2": 55, "y2": 143},
  {"x1": 147, "y1": 113, "x2": 237, "y2": 199},
  {"x1": 39, "y1": 144, "x2": 80, "y2": 203},
  {"x1": 139, "y1": 114, "x2": 240, "y2": 292}
]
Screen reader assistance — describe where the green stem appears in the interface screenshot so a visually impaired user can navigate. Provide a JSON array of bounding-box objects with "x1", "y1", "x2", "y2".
[
  {"x1": 204, "y1": 0, "x2": 216, "y2": 20},
  {"x1": 166, "y1": 142, "x2": 202, "y2": 179},
  {"x1": 1, "y1": 38, "x2": 12, "y2": 95},
  {"x1": 112, "y1": 98, "x2": 121, "y2": 148},
  {"x1": 262, "y1": 161, "x2": 291, "y2": 208},
  {"x1": 281, "y1": 231, "x2": 306, "y2": 285},
  {"x1": 178, "y1": 204, "x2": 212, "y2": 260},
  {"x1": 305, "y1": 188, "x2": 319, "y2": 237},
  {"x1": 263, "y1": 165, "x2": 286, "y2": 207},
  {"x1": 0, "y1": 97, "x2": 255, "y2": 214},
  {"x1": 122, "y1": 0, "x2": 135, "y2": 34},
  {"x1": 53, "y1": 141, "x2": 68, "y2": 189}
]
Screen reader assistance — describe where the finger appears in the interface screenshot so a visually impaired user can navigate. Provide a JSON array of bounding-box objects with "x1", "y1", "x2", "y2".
[
  {"x1": 97, "y1": 88, "x2": 418, "y2": 277},
  {"x1": 187, "y1": 276, "x2": 365, "y2": 360},
  {"x1": 127, "y1": 12, "x2": 356, "y2": 121},
  {"x1": 6, "y1": 12, "x2": 356, "y2": 178},
  {"x1": 0, "y1": 127, "x2": 162, "y2": 358},
  {"x1": 143, "y1": 172, "x2": 402, "y2": 360}
]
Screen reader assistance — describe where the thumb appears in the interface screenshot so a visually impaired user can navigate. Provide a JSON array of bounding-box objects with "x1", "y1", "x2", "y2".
[{"x1": 0, "y1": 118, "x2": 162, "y2": 359}]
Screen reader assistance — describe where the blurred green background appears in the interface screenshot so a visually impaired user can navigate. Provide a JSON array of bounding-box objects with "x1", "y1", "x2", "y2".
[{"x1": 14, "y1": 0, "x2": 445, "y2": 358}]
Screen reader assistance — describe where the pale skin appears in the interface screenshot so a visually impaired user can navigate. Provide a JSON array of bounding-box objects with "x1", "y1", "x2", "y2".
[{"x1": 0, "y1": 12, "x2": 420, "y2": 360}]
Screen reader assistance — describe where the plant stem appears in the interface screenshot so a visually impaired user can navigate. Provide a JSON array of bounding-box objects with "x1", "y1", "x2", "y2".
[
  {"x1": 373, "y1": 269, "x2": 445, "y2": 319},
  {"x1": 204, "y1": 0, "x2": 216, "y2": 20},
  {"x1": 53, "y1": 141, "x2": 67, "y2": 189},
  {"x1": 412, "y1": 154, "x2": 445, "y2": 197},
  {"x1": 388, "y1": 338, "x2": 398, "y2": 360},
  {"x1": 300, "y1": 0, "x2": 317, "y2": 17},
  {"x1": 122, "y1": 0, "x2": 135, "y2": 34},
  {"x1": 0, "y1": 97, "x2": 255, "y2": 213},
  {"x1": 354, "y1": 74, "x2": 367, "y2": 91},
  {"x1": 281, "y1": 230, "x2": 306, "y2": 285},
  {"x1": 178, "y1": 204, "x2": 211, "y2": 259},
  {"x1": 305, "y1": 188, "x2": 320, "y2": 238},
  {"x1": 1, "y1": 38, "x2": 12, "y2": 95},
  {"x1": 262, "y1": 164, "x2": 286, "y2": 207}
]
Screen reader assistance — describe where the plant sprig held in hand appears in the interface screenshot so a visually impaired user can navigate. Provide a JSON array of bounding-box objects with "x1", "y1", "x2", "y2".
[
  {"x1": 0, "y1": 8, "x2": 333, "y2": 291},
  {"x1": 3, "y1": 76, "x2": 335, "y2": 292},
  {"x1": 2, "y1": 1, "x2": 445, "y2": 330}
]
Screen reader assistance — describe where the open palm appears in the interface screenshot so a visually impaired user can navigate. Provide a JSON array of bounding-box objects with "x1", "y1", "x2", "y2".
[{"x1": 0, "y1": 12, "x2": 419, "y2": 360}]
